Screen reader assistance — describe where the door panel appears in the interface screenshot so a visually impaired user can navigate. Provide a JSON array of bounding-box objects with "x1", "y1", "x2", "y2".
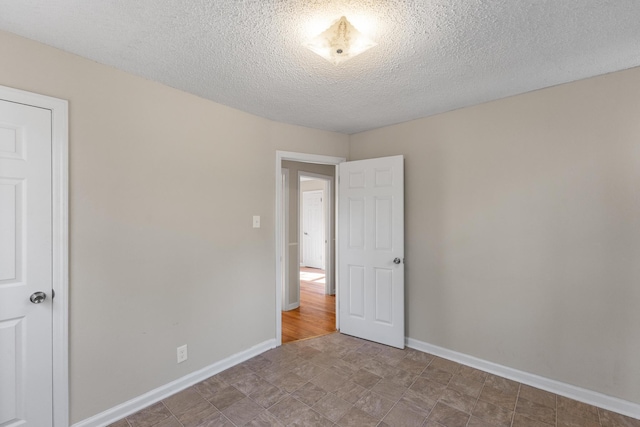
[
  {"x1": 338, "y1": 155, "x2": 404, "y2": 348},
  {"x1": 0, "y1": 99, "x2": 53, "y2": 427},
  {"x1": 302, "y1": 190, "x2": 324, "y2": 269}
]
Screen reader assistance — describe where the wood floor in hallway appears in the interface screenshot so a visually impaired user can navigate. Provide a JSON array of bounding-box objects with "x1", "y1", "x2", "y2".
[{"x1": 282, "y1": 267, "x2": 336, "y2": 343}]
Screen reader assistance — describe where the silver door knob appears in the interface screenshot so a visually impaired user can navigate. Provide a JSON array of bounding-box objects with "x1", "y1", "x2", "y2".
[
  {"x1": 30, "y1": 291, "x2": 46, "y2": 304},
  {"x1": 393, "y1": 258, "x2": 401, "y2": 264}
]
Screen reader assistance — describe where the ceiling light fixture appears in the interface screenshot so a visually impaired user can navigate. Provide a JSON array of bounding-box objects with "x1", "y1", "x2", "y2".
[{"x1": 303, "y1": 16, "x2": 377, "y2": 65}]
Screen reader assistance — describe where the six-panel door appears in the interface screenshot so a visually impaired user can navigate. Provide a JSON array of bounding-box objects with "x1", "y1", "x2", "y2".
[
  {"x1": 0, "y1": 99, "x2": 53, "y2": 427},
  {"x1": 338, "y1": 155, "x2": 404, "y2": 348}
]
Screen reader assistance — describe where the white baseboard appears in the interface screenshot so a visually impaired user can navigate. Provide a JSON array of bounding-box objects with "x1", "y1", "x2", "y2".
[
  {"x1": 72, "y1": 339, "x2": 277, "y2": 427},
  {"x1": 284, "y1": 302, "x2": 300, "y2": 311},
  {"x1": 406, "y1": 337, "x2": 640, "y2": 420}
]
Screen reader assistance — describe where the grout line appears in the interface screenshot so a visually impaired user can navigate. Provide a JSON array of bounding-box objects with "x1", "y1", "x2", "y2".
[
  {"x1": 510, "y1": 383, "x2": 522, "y2": 427},
  {"x1": 555, "y1": 391, "x2": 558, "y2": 427},
  {"x1": 597, "y1": 406, "x2": 603, "y2": 426}
]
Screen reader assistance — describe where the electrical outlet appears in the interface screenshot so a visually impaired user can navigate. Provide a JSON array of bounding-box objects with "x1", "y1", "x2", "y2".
[{"x1": 177, "y1": 345, "x2": 188, "y2": 363}]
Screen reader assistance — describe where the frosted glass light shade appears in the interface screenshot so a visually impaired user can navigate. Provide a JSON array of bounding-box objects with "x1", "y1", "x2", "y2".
[{"x1": 304, "y1": 16, "x2": 377, "y2": 65}]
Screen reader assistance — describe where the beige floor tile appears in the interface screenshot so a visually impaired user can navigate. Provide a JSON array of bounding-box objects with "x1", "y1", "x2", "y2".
[
  {"x1": 404, "y1": 348, "x2": 434, "y2": 365},
  {"x1": 221, "y1": 397, "x2": 265, "y2": 426},
  {"x1": 457, "y1": 366, "x2": 489, "y2": 383},
  {"x1": 557, "y1": 409, "x2": 601, "y2": 427},
  {"x1": 515, "y1": 397, "x2": 556, "y2": 425},
  {"x1": 354, "y1": 389, "x2": 396, "y2": 419},
  {"x1": 152, "y1": 417, "x2": 182, "y2": 427},
  {"x1": 248, "y1": 384, "x2": 287, "y2": 409},
  {"x1": 265, "y1": 371, "x2": 307, "y2": 393},
  {"x1": 427, "y1": 402, "x2": 470, "y2": 427},
  {"x1": 242, "y1": 355, "x2": 273, "y2": 373},
  {"x1": 599, "y1": 408, "x2": 640, "y2": 427},
  {"x1": 362, "y1": 358, "x2": 395, "y2": 377},
  {"x1": 351, "y1": 368, "x2": 382, "y2": 389},
  {"x1": 438, "y1": 388, "x2": 477, "y2": 414},
  {"x1": 383, "y1": 366, "x2": 417, "y2": 388},
  {"x1": 208, "y1": 385, "x2": 247, "y2": 411},
  {"x1": 289, "y1": 408, "x2": 334, "y2": 426},
  {"x1": 410, "y1": 377, "x2": 447, "y2": 402},
  {"x1": 428, "y1": 357, "x2": 461, "y2": 375},
  {"x1": 477, "y1": 384, "x2": 518, "y2": 410},
  {"x1": 231, "y1": 373, "x2": 273, "y2": 396},
  {"x1": 512, "y1": 413, "x2": 554, "y2": 426},
  {"x1": 181, "y1": 407, "x2": 234, "y2": 427},
  {"x1": 557, "y1": 395, "x2": 599, "y2": 422},
  {"x1": 177, "y1": 408, "x2": 225, "y2": 427},
  {"x1": 395, "y1": 356, "x2": 430, "y2": 375},
  {"x1": 309, "y1": 369, "x2": 345, "y2": 392},
  {"x1": 217, "y1": 365, "x2": 254, "y2": 383},
  {"x1": 312, "y1": 393, "x2": 353, "y2": 422},
  {"x1": 371, "y1": 378, "x2": 408, "y2": 401},
  {"x1": 245, "y1": 411, "x2": 285, "y2": 427},
  {"x1": 126, "y1": 402, "x2": 172, "y2": 427},
  {"x1": 107, "y1": 420, "x2": 130, "y2": 427},
  {"x1": 336, "y1": 406, "x2": 379, "y2": 427},
  {"x1": 267, "y1": 395, "x2": 310, "y2": 424},
  {"x1": 163, "y1": 387, "x2": 213, "y2": 420},
  {"x1": 519, "y1": 385, "x2": 556, "y2": 409},
  {"x1": 472, "y1": 400, "x2": 514, "y2": 427},
  {"x1": 291, "y1": 381, "x2": 327, "y2": 406},
  {"x1": 289, "y1": 360, "x2": 326, "y2": 380},
  {"x1": 335, "y1": 380, "x2": 368, "y2": 404},
  {"x1": 447, "y1": 374, "x2": 484, "y2": 399},
  {"x1": 381, "y1": 401, "x2": 427, "y2": 426},
  {"x1": 485, "y1": 374, "x2": 519, "y2": 394},
  {"x1": 194, "y1": 377, "x2": 228, "y2": 401},
  {"x1": 421, "y1": 366, "x2": 454, "y2": 385},
  {"x1": 466, "y1": 416, "x2": 497, "y2": 427},
  {"x1": 398, "y1": 389, "x2": 437, "y2": 418}
]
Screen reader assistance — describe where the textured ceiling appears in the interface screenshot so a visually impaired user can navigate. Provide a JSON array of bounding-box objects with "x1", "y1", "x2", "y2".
[{"x1": 1, "y1": 1, "x2": 639, "y2": 134}]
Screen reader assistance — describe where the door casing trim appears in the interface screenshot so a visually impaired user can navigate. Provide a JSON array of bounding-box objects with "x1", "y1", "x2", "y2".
[{"x1": 0, "y1": 84, "x2": 69, "y2": 427}]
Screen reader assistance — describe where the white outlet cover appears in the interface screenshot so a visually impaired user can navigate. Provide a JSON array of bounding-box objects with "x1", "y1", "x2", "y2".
[{"x1": 177, "y1": 345, "x2": 188, "y2": 363}]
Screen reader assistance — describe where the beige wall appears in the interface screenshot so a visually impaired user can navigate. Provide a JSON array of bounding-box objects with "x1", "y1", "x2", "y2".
[
  {"x1": 350, "y1": 67, "x2": 640, "y2": 404},
  {"x1": 281, "y1": 161, "x2": 336, "y2": 306},
  {"x1": 0, "y1": 30, "x2": 348, "y2": 423}
]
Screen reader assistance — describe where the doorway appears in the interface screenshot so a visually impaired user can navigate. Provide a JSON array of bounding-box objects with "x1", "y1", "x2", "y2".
[{"x1": 275, "y1": 152, "x2": 345, "y2": 345}]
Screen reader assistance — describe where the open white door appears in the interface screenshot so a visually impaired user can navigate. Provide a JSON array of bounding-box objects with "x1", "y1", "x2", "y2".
[
  {"x1": 338, "y1": 155, "x2": 404, "y2": 348},
  {"x1": 0, "y1": 99, "x2": 53, "y2": 426},
  {"x1": 302, "y1": 190, "x2": 325, "y2": 269}
]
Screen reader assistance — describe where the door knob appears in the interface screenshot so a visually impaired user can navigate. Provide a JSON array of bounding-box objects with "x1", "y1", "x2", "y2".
[
  {"x1": 30, "y1": 291, "x2": 47, "y2": 304},
  {"x1": 393, "y1": 258, "x2": 401, "y2": 265}
]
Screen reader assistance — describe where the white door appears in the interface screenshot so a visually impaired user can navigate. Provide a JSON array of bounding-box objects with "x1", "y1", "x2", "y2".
[
  {"x1": 302, "y1": 190, "x2": 325, "y2": 269},
  {"x1": 0, "y1": 99, "x2": 53, "y2": 427},
  {"x1": 338, "y1": 155, "x2": 404, "y2": 348}
]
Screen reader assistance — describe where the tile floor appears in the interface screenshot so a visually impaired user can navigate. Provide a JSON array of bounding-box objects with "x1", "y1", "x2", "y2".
[{"x1": 109, "y1": 333, "x2": 640, "y2": 427}]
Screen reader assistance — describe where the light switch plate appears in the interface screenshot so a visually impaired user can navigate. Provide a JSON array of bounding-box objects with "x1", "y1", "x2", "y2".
[{"x1": 253, "y1": 215, "x2": 260, "y2": 228}]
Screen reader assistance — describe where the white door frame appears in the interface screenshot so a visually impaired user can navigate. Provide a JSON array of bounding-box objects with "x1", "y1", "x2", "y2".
[
  {"x1": 275, "y1": 151, "x2": 345, "y2": 346},
  {"x1": 0, "y1": 85, "x2": 69, "y2": 427},
  {"x1": 299, "y1": 172, "x2": 334, "y2": 294}
]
